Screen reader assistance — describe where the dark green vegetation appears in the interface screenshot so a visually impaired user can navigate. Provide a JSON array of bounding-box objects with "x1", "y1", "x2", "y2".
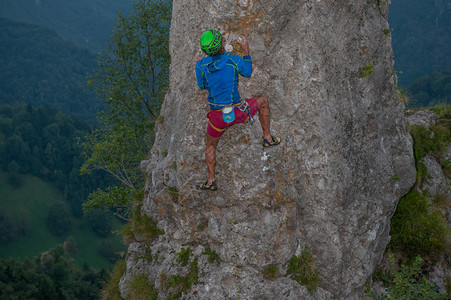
[
  {"x1": 99, "y1": 260, "x2": 126, "y2": 300},
  {"x1": 165, "y1": 249, "x2": 199, "y2": 300},
  {"x1": 389, "y1": 105, "x2": 451, "y2": 259},
  {"x1": 285, "y1": 248, "x2": 320, "y2": 292},
  {"x1": 202, "y1": 247, "x2": 221, "y2": 264},
  {"x1": 390, "y1": 190, "x2": 448, "y2": 258},
  {"x1": 0, "y1": 103, "x2": 107, "y2": 216},
  {"x1": 0, "y1": 245, "x2": 107, "y2": 300},
  {"x1": 389, "y1": 0, "x2": 450, "y2": 86},
  {"x1": 0, "y1": 18, "x2": 99, "y2": 121},
  {"x1": 0, "y1": 103, "x2": 125, "y2": 268},
  {"x1": 127, "y1": 274, "x2": 159, "y2": 300},
  {"x1": 0, "y1": 0, "x2": 132, "y2": 52},
  {"x1": 406, "y1": 70, "x2": 451, "y2": 108},
  {"x1": 262, "y1": 264, "x2": 279, "y2": 281},
  {"x1": 82, "y1": 0, "x2": 171, "y2": 219},
  {"x1": 366, "y1": 255, "x2": 447, "y2": 299},
  {"x1": 368, "y1": 105, "x2": 451, "y2": 296},
  {"x1": 122, "y1": 202, "x2": 164, "y2": 244}
]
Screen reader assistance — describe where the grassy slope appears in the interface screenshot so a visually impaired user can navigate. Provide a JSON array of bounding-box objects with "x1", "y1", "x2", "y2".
[{"x1": 0, "y1": 171, "x2": 125, "y2": 269}]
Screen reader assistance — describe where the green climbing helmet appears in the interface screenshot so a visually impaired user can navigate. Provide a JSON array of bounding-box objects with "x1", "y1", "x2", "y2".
[{"x1": 200, "y1": 30, "x2": 222, "y2": 56}]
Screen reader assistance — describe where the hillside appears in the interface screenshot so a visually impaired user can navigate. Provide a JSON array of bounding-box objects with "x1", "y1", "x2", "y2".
[
  {"x1": 389, "y1": 0, "x2": 451, "y2": 86},
  {"x1": 407, "y1": 70, "x2": 451, "y2": 107},
  {"x1": 0, "y1": 0, "x2": 132, "y2": 52},
  {"x1": 0, "y1": 103, "x2": 125, "y2": 269},
  {"x1": 0, "y1": 18, "x2": 99, "y2": 121}
]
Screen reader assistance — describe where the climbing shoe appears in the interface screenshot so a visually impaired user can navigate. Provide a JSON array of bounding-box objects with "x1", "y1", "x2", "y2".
[
  {"x1": 262, "y1": 136, "x2": 281, "y2": 147},
  {"x1": 199, "y1": 181, "x2": 217, "y2": 191}
]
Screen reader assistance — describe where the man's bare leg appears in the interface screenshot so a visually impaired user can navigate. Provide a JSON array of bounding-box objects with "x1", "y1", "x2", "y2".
[
  {"x1": 255, "y1": 96, "x2": 272, "y2": 142},
  {"x1": 205, "y1": 134, "x2": 220, "y2": 185}
]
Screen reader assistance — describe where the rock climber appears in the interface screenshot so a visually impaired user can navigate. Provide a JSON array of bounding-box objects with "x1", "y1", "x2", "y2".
[{"x1": 195, "y1": 29, "x2": 280, "y2": 191}]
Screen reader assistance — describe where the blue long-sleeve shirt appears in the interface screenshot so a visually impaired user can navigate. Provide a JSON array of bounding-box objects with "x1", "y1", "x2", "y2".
[{"x1": 195, "y1": 52, "x2": 252, "y2": 110}]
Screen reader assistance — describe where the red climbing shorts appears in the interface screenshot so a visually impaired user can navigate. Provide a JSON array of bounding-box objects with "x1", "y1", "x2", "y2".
[{"x1": 206, "y1": 98, "x2": 258, "y2": 138}]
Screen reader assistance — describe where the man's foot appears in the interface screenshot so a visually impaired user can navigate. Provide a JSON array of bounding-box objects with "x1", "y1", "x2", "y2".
[
  {"x1": 199, "y1": 181, "x2": 217, "y2": 191},
  {"x1": 262, "y1": 136, "x2": 281, "y2": 147}
]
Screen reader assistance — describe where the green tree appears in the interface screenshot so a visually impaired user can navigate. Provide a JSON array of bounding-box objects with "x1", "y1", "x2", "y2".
[
  {"x1": 81, "y1": 0, "x2": 171, "y2": 218},
  {"x1": 85, "y1": 209, "x2": 112, "y2": 237},
  {"x1": 46, "y1": 202, "x2": 72, "y2": 236}
]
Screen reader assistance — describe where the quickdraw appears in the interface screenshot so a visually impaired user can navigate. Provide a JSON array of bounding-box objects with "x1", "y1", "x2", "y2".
[{"x1": 237, "y1": 101, "x2": 254, "y2": 125}]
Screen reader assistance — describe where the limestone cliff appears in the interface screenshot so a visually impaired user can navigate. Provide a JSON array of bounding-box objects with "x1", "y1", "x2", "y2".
[{"x1": 120, "y1": 0, "x2": 416, "y2": 298}]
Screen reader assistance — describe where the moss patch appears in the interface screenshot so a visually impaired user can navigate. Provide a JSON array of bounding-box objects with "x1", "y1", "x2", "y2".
[{"x1": 286, "y1": 248, "x2": 320, "y2": 292}]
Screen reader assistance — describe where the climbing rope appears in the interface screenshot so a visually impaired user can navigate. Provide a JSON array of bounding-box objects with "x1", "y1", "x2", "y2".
[{"x1": 225, "y1": 139, "x2": 241, "y2": 299}]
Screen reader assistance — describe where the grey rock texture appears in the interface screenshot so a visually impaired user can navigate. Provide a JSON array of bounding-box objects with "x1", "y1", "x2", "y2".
[{"x1": 120, "y1": 0, "x2": 416, "y2": 299}]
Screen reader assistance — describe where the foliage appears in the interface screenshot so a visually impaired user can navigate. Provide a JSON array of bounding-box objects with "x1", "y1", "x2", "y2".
[
  {"x1": 410, "y1": 123, "x2": 450, "y2": 161},
  {"x1": 0, "y1": 103, "x2": 112, "y2": 217},
  {"x1": 167, "y1": 257, "x2": 199, "y2": 299},
  {"x1": 365, "y1": 255, "x2": 448, "y2": 299},
  {"x1": 127, "y1": 273, "x2": 158, "y2": 300},
  {"x1": 202, "y1": 247, "x2": 221, "y2": 264},
  {"x1": 175, "y1": 248, "x2": 192, "y2": 267},
  {"x1": 0, "y1": 245, "x2": 107, "y2": 300},
  {"x1": 0, "y1": 209, "x2": 21, "y2": 243},
  {"x1": 81, "y1": 0, "x2": 171, "y2": 218},
  {"x1": 285, "y1": 248, "x2": 320, "y2": 292},
  {"x1": 122, "y1": 202, "x2": 164, "y2": 244},
  {"x1": 46, "y1": 202, "x2": 72, "y2": 236},
  {"x1": 64, "y1": 236, "x2": 79, "y2": 254},
  {"x1": 85, "y1": 209, "x2": 113, "y2": 237},
  {"x1": 407, "y1": 70, "x2": 451, "y2": 108},
  {"x1": 101, "y1": 260, "x2": 126, "y2": 300},
  {"x1": 389, "y1": 191, "x2": 448, "y2": 259},
  {"x1": 360, "y1": 61, "x2": 376, "y2": 78},
  {"x1": 262, "y1": 264, "x2": 279, "y2": 280},
  {"x1": 409, "y1": 111, "x2": 451, "y2": 185},
  {"x1": 395, "y1": 87, "x2": 411, "y2": 105},
  {"x1": 0, "y1": 18, "x2": 99, "y2": 121},
  {"x1": 393, "y1": 108, "x2": 450, "y2": 261},
  {"x1": 98, "y1": 241, "x2": 120, "y2": 263},
  {"x1": 0, "y1": 171, "x2": 125, "y2": 269}
]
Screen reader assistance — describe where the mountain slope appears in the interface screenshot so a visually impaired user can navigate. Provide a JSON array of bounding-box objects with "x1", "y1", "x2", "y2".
[
  {"x1": 0, "y1": 18, "x2": 99, "y2": 121},
  {"x1": 389, "y1": 0, "x2": 451, "y2": 86},
  {"x1": 0, "y1": 0, "x2": 132, "y2": 52}
]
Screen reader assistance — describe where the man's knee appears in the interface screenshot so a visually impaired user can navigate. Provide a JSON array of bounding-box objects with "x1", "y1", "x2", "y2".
[{"x1": 256, "y1": 96, "x2": 268, "y2": 109}]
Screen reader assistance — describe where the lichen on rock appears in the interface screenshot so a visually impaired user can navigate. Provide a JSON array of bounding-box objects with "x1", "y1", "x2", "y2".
[{"x1": 120, "y1": 0, "x2": 416, "y2": 299}]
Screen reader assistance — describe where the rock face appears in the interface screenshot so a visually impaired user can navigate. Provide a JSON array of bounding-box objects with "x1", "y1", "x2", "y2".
[{"x1": 120, "y1": 0, "x2": 416, "y2": 299}]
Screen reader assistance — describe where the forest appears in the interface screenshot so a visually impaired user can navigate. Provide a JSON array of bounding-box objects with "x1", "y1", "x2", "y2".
[
  {"x1": 0, "y1": 103, "x2": 124, "y2": 266},
  {"x1": 0, "y1": 18, "x2": 99, "y2": 121},
  {"x1": 389, "y1": 0, "x2": 451, "y2": 86},
  {"x1": 0, "y1": 245, "x2": 106, "y2": 299}
]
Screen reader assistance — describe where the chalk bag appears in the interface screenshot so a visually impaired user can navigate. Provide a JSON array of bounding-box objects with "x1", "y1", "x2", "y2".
[{"x1": 222, "y1": 105, "x2": 235, "y2": 123}]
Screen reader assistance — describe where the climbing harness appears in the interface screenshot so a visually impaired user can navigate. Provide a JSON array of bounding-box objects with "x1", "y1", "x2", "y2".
[{"x1": 208, "y1": 99, "x2": 254, "y2": 125}]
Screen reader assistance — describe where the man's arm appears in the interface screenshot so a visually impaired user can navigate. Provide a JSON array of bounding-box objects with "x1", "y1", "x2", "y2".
[
  {"x1": 237, "y1": 36, "x2": 249, "y2": 56},
  {"x1": 195, "y1": 61, "x2": 206, "y2": 90},
  {"x1": 237, "y1": 36, "x2": 252, "y2": 78}
]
